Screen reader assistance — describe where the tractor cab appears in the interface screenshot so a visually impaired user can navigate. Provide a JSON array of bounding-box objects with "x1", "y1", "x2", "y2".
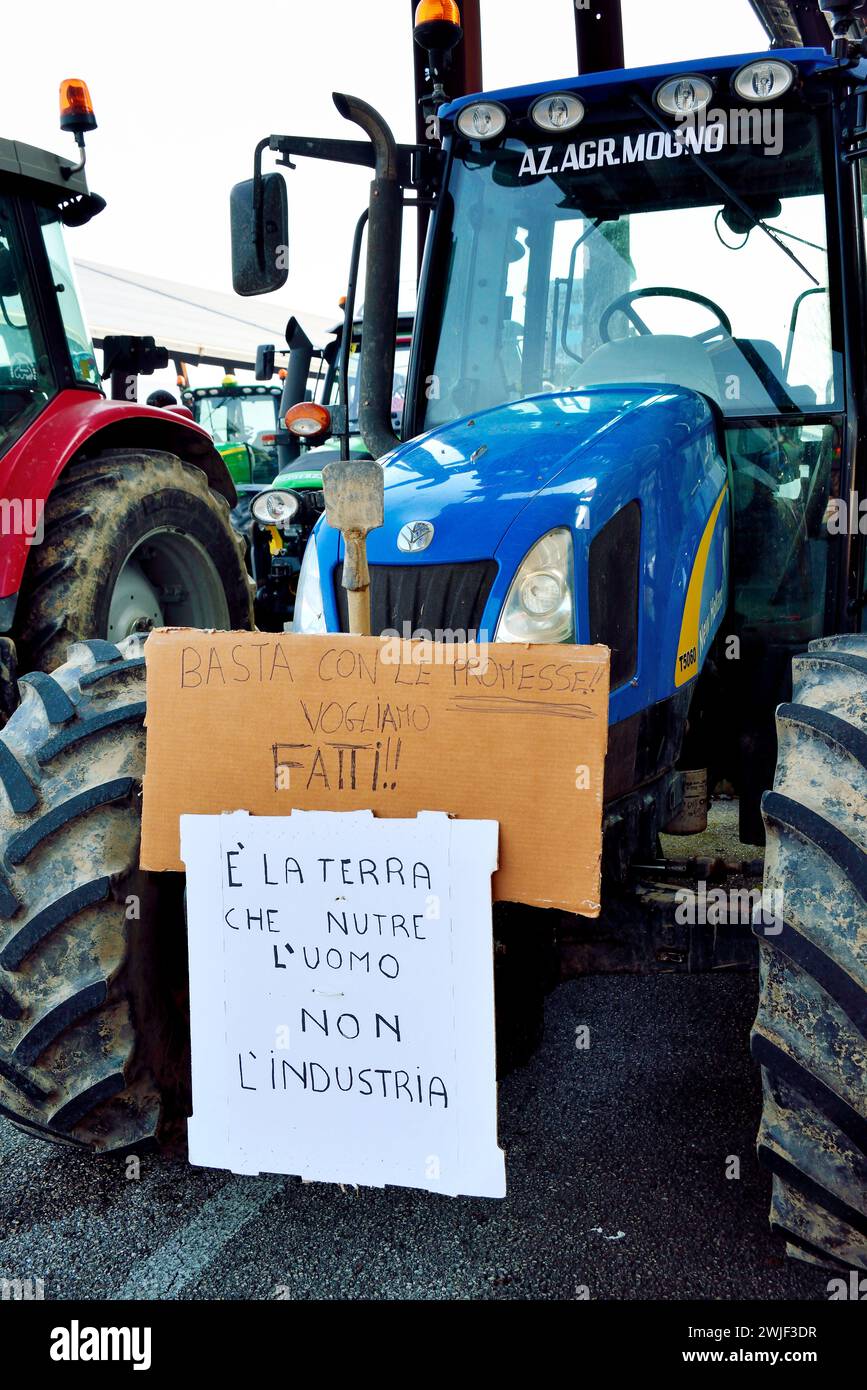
[
  {"x1": 0, "y1": 132, "x2": 102, "y2": 459},
  {"x1": 417, "y1": 54, "x2": 843, "y2": 670},
  {"x1": 0, "y1": 78, "x2": 250, "y2": 685},
  {"x1": 318, "y1": 312, "x2": 414, "y2": 456},
  {"x1": 182, "y1": 378, "x2": 283, "y2": 485},
  {"x1": 275, "y1": 310, "x2": 415, "y2": 470},
  {"x1": 394, "y1": 49, "x2": 857, "y2": 828}
]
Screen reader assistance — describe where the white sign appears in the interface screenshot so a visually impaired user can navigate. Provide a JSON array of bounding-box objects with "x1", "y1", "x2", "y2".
[{"x1": 180, "y1": 810, "x2": 506, "y2": 1197}]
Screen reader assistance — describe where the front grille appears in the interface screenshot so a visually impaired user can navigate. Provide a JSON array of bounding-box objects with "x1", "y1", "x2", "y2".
[{"x1": 334, "y1": 561, "x2": 497, "y2": 637}]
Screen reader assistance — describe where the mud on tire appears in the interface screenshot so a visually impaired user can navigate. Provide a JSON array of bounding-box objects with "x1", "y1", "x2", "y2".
[
  {"x1": 17, "y1": 449, "x2": 254, "y2": 674},
  {"x1": 752, "y1": 633, "x2": 867, "y2": 1270},
  {"x1": 0, "y1": 637, "x2": 187, "y2": 1153}
]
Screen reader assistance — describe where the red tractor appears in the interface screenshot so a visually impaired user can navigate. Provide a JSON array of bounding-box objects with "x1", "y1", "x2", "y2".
[{"x1": 0, "y1": 79, "x2": 252, "y2": 708}]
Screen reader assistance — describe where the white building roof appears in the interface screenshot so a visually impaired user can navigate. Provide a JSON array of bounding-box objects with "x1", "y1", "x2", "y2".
[{"x1": 74, "y1": 259, "x2": 334, "y2": 370}]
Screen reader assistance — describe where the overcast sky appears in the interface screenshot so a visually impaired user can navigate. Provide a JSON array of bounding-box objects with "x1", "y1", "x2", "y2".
[{"x1": 5, "y1": 0, "x2": 767, "y2": 329}]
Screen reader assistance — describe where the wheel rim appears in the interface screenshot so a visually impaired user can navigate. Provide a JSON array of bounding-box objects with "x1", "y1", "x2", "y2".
[{"x1": 107, "y1": 528, "x2": 231, "y2": 641}]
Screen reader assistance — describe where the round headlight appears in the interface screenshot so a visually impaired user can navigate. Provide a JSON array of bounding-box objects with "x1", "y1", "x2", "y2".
[
  {"x1": 455, "y1": 101, "x2": 508, "y2": 141},
  {"x1": 520, "y1": 570, "x2": 564, "y2": 617},
  {"x1": 530, "y1": 92, "x2": 585, "y2": 133},
  {"x1": 251, "y1": 490, "x2": 300, "y2": 527},
  {"x1": 732, "y1": 59, "x2": 794, "y2": 103},
  {"x1": 654, "y1": 74, "x2": 713, "y2": 118}
]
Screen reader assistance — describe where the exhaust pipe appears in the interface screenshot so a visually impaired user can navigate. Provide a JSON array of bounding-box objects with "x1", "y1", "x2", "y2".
[
  {"x1": 279, "y1": 317, "x2": 313, "y2": 466},
  {"x1": 333, "y1": 93, "x2": 401, "y2": 461}
]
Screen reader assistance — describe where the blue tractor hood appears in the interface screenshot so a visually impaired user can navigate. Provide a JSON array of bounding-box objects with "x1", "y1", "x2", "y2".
[
  {"x1": 367, "y1": 387, "x2": 655, "y2": 563},
  {"x1": 314, "y1": 381, "x2": 728, "y2": 732}
]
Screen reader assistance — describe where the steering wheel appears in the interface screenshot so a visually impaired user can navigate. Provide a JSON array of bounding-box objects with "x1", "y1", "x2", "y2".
[{"x1": 599, "y1": 287, "x2": 733, "y2": 344}]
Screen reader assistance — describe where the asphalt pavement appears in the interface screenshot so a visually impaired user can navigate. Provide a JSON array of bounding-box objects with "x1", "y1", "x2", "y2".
[{"x1": 0, "y1": 969, "x2": 834, "y2": 1301}]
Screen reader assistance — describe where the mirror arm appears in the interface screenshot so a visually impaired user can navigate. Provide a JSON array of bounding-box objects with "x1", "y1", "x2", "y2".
[
  {"x1": 266, "y1": 133, "x2": 442, "y2": 191},
  {"x1": 251, "y1": 138, "x2": 270, "y2": 272},
  {"x1": 270, "y1": 134, "x2": 376, "y2": 171}
]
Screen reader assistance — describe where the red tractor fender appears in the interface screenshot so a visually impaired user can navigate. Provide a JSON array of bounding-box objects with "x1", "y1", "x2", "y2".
[{"x1": 0, "y1": 391, "x2": 237, "y2": 601}]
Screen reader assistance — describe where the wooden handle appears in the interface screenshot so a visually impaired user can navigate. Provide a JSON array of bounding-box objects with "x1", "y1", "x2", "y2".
[{"x1": 347, "y1": 585, "x2": 372, "y2": 637}]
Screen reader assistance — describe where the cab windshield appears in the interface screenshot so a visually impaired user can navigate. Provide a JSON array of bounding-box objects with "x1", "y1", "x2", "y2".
[
  {"x1": 195, "y1": 392, "x2": 280, "y2": 448},
  {"x1": 423, "y1": 107, "x2": 839, "y2": 429}
]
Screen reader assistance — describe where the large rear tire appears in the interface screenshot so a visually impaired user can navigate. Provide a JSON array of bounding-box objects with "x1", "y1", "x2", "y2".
[
  {"x1": 752, "y1": 633, "x2": 867, "y2": 1269},
  {"x1": 0, "y1": 638, "x2": 186, "y2": 1153},
  {"x1": 17, "y1": 449, "x2": 253, "y2": 673}
]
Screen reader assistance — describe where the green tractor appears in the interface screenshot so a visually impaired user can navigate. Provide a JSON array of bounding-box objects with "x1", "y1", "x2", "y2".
[
  {"x1": 181, "y1": 376, "x2": 284, "y2": 487},
  {"x1": 248, "y1": 312, "x2": 413, "y2": 629}
]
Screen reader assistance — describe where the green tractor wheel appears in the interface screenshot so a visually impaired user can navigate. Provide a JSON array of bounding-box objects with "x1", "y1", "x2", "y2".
[{"x1": 752, "y1": 633, "x2": 867, "y2": 1270}]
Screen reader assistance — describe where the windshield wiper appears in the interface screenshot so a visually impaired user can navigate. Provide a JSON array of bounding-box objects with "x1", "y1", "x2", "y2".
[{"x1": 631, "y1": 94, "x2": 820, "y2": 288}]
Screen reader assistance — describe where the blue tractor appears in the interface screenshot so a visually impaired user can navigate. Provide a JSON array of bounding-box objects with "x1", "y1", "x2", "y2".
[{"x1": 247, "y1": 5, "x2": 865, "y2": 1268}]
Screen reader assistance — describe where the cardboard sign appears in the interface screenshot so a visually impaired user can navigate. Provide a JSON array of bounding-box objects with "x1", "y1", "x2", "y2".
[
  {"x1": 181, "y1": 810, "x2": 505, "y2": 1196},
  {"x1": 142, "y1": 630, "x2": 609, "y2": 915}
]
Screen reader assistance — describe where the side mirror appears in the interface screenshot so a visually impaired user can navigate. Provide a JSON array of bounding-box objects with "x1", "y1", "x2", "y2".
[
  {"x1": 101, "y1": 335, "x2": 169, "y2": 379},
  {"x1": 230, "y1": 173, "x2": 288, "y2": 297},
  {"x1": 255, "y1": 343, "x2": 276, "y2": 380},
  {"x1": 101, "y1": 335, "x2": 170, "y2": 401}
]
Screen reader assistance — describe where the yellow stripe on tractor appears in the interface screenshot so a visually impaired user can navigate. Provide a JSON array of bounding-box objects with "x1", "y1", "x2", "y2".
[{"x1": 674, "y1": 484, "x2": 728, "y2": 688}]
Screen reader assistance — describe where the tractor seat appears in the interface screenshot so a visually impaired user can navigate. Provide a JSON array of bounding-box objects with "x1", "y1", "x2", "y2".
[
  {"x1": 710, "y1": 338, "x2": 818, "y2": 411},
  {"x1": 571, "y1": 335, "x2": 721, "y2": 406}
]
